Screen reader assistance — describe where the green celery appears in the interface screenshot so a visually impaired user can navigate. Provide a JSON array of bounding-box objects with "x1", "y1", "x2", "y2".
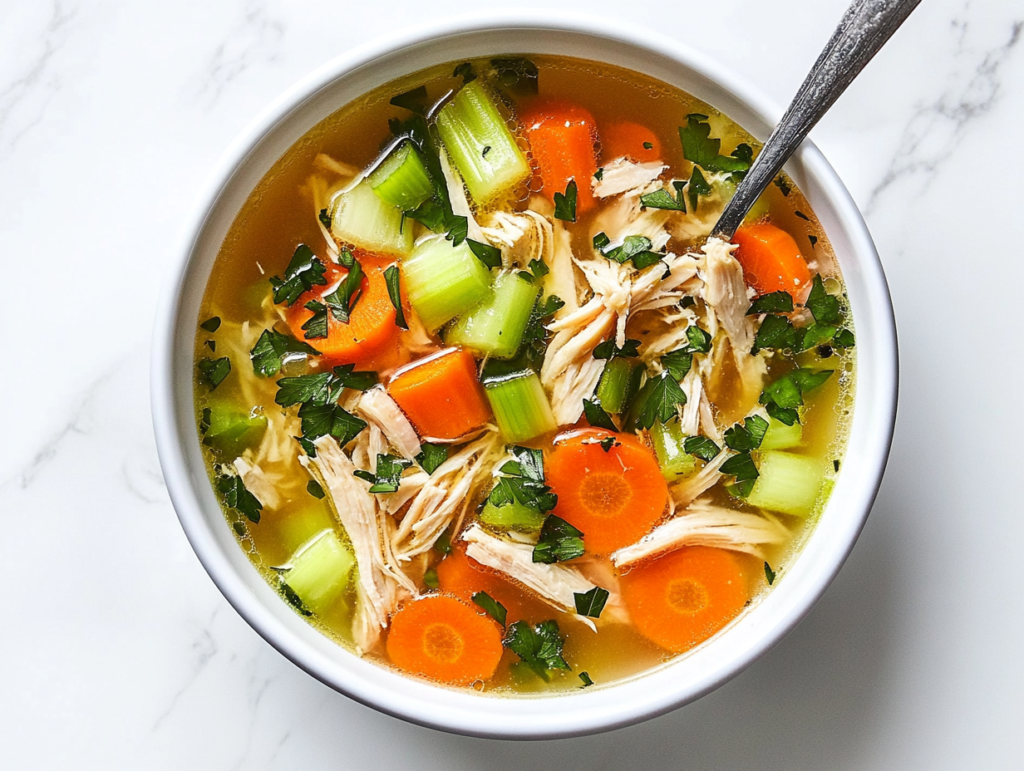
[
  {"x1": 650, "y1": 418, "x2": 697, "y2": 481},
  {"x1": 446, "y1": 272, "x2": 539, "y2": 359},
  {"x1": 759, "y1": 416, "x2": 803, "y2": 450},
  {"x1": 484, "y1": 372, "x2": 556, "y2": 442},
  {"x1": 330, "y1": 178, "x2": 413, "y2": 257},
  {"x1": 402, "y1": 235, "x2": 492, "y2": 330},
  {"x1": 436, "y1": 81, "x2": 531, "y2": 204},
  {"x1": 202, "y1": 403, "x2": 267, "y2": 457},
  {"x1": 479, "y1": 499, "x2": 546, "y2": 533},
  {"x1": 595, "y1": 358, "x2": 642, "y2": 414},
  {"x1": 746, "y1": 451, "x2": 826, "y2": 517},
  {"x1": 368, "y1": 141, "x2": 434, "y2": 211},
  {"x1": 283, "y1": 530, "x2": 355, "y2": 615}
]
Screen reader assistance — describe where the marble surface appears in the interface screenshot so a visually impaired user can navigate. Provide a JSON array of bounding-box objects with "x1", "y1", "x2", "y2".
[{"x1": 2, "y1": 0, "x2": 1022, "y2": 767}]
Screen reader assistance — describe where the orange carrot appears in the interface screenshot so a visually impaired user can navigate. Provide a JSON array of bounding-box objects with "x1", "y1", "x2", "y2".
[
  {"x1": 544, "y1": 428, "x2": 668, "y2": 554},
  {"x1": 619, "y1": 546, "x2": 748, "y2": 653},
  {"x1": 520, "y1": 100, "x2": 599, "y2": 215},
  {"x1": 436, "y1": 547, "x2": 549, "y2": 624},
  {"x1": 601, "y1": 121, "x2": 662, "y2": 163},
  {"x1": 386, "y1": 594, "x2": 504, "y2": 686},
  {"x1": 287, "y1": 252, "x2": 401, "y2": 365},
  {"x1": 386, "y1": 348, "x2": 491, "y2": 440},
  {"x1": 732, "y1": 223, "x2": 812, "y2": 299}
]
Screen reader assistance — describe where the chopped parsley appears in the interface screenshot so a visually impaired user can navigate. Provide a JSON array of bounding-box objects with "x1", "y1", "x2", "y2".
[
  {"x1": 486, "y1": 446, "x2": 557, "y2": 515},
  {"x1": 662, "y1": 349, "x2": 693, "y2": 381},
  {"x1": 594, "y1": 167, "x2": 604, "y2": 181},
  {"x1": 747, "y1": 291, "x2": 795, "y2": 316},
  {"x1": 639, "y1": 188, "x2": 685, "y2": 212},
  {"x1": 599, "y1": 235, "x2": 663, "y2": 269},
  {"x1": 200, "y1": 316, "x2": 221, "y2": 333},
  {"x1": 759, "y1": 368, "x2": 834, "y2": 425},
  {"x1": 415, "y1": 443, "x2": 448, "y2": 475},
  {"x1": 444, "y1": 214, "x2": 469, "y2": 247},
  {"x1": 275, "y1": 364, "x2": 378, "y2": 407},
  {"x1": 533, "y1": 515, "x2": 585, "y2": 564},
  {"x1": 720, "y1": 451, "x2": 759, "y2": 497},
  {"x1": 833, "y1": 459, "x2": 841, "y2": 472},
  {"x1": 684, "y1": 435, "x2": 721, "y2": 461},
  {"x1": 633, "y1": 372, "x2": 687, "y2": 430},
  {"x1": 724, "y1": 415, "x2": 769, "y2": 452},
  {"x1": 583, "y1": 399, "x2": 617, "y2": 431},
  {"x1": 553, "y1": 180, "x2": 578, "y2": 222},
  {"x1": 281, "y1": 583, "x2": 313, "y2": 616},
  {"x1": 353, "y1": 453, "x2": 412, "y2": 493},
  {"x1": 593, "y1": 338, "x2": 640, "y2": 360},
  {"x1": 297, "y1": 402, "x2": 367, "y2": 447},
  {"x1": 197, "y1": 357, "x2": 231, "y2": 390},
  {"x1": 599, "y1": 436, "x2": 617, "y2": 453},
  {"x1": 764, "y1": 562, "x2": 776, "y2": 585},
  {"x1": 527, "y1": 258, "x2": 549, "y2": 281},
  {"x1": 643, "y1": 141, "x2": 654, "y2": 150},
  {"x1": 678, "y1": 114, "x2": 754, "y2": 174},
  {"x1": 574, "y1": 586, "x2": 610, "y2": 618},
  {"x1": 593, "y1": 231, "x2": 610, "y2": 250},
  {"x1": 579, "y1": 671, "x2": 595, "y2": 688},
  {"x1": 809, "y1": 235, "x2": 818, "y2": 247},
  {"x1": 805, "y1": 275, "x2": 840, "y2": 324},
  {"x1": 217, "y1": 472, "x2": 262, "y2": 523},
  {"x1": 423, "y1": 567, "x2": 440, "y2": 589},
  {"x1": 795, "y1": 210, "x2": 810, "y2": 221},
  {"x1": 249, "y1": 329, "x2": 319, "y2": 377},
  {"x1": 318, "y1": 208, "x2": 332, "y2": 229},
  {"x1": 467, "y1": 238, "x2": 502, "y2": 269},
  {"x1": 453, "y1": 62, "x2": 476, "y2": 84},
  {"x1": 504, "y1": 620, "x2": 571, "y2": 680},
  {"x1": 270, "y1": 244, "x2": 328, "y2": 307},
  {"x1": 774, "y1": 176, "x2": 792, "y2": 196},
  {"x1": 687, "y1": 165, "x2": 712, "y2": 212},
  {"x1": 383, "y1": 265, "x2": 409, "y2": 330},
  {"x1": 472, "y1": 591, "x2": 507, "y2": 627},
  {"x1": 751, "y1": 313, "x2": 798, "y2": 355},
  {"x1": 306, "y1": 480, "x2": 325, "y2": 499},
  {"x1": 684, "y1": 324, "x2": 712, "y2": 353}
]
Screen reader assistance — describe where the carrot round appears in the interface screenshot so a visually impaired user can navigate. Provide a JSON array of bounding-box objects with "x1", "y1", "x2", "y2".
[
  {"x1": 386, "y1": 594, "x2": 503, "y2": 685},
  {"x1": 732, "y1": 223, "x2": 812, "y2": 299},
  {"x1": 544, "y1": 428, "x2": 668, "y2": 554},
  {"x1": 386, "y1": 348, "x2": 492, "y2": 440},
  {"x1": 436, "y1": 546, "x2": 549, "y2": 624},
  {"x1": 520, "y1": 100, "x2": 599, "y2": 215},
  {"x1": 286, "y1": 252, "x2": 401, "y2": 365},
  {"x1": 619, "y1": 546, "x2": 748, "y2": 653},
  {"x1": 601, "y1": 121, "x2": 662, "y2": 163}
]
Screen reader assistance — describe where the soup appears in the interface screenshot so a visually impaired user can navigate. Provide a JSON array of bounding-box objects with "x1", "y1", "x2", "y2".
[{"x1": 193, "y1": 55, "x2": 854, "y2": 694}]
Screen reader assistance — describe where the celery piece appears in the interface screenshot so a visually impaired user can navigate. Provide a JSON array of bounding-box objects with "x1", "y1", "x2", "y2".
[
  {"x1": 368, "y1": 141, "x2": 434, "y2": 211},
  {"x1": 650, "y1": 418, "x2": 697, "y2": 481},
  {"x1": 329, "y1": 178, "x2": 413, "y2": 257},
  {"x1": 485, "y1": 372, "x2": 556, "y2": 442},
  {"x1": 436, "y1": 81, "x2": 531, "y2": 204},
  {"x1": 746, "y1": 451, "x2": 826, "y2": 517},
  {"x1": 479, "y1": 499, "x2": 546, "y2": 533},
  {"x1": 276, "y1": 505, "x2": 334, "y2": 554},
  {"x1": 595, "y1": 359, "x2": 642, "y2": 414},
  {"x1": 402, "y1": 235, "x2": 492, "y2": 330},
  {"x1": 446, "y1": 272, "x2": 539, "y2": 359},
  {"x1": 283, "y1": 530, "x2": 355, "y2": 615},
  {"x1": 760, "y1": 417, "x2": 803, "y2": 450},
  {"x1": 202, "y1": 403, "x2": 267, "y2": 457}
]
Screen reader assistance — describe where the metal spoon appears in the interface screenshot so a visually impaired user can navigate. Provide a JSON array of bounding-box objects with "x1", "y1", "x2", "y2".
[{"x1": 713, "y1": 0, "x2": 922, "y2": 239}]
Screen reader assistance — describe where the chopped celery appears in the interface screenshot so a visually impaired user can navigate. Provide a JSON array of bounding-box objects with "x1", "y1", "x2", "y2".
[
  {"x1": 402, "y1": 235, "x2": 492, "y2": 330},
  {"x1": 283, "y1": 530, "x2": 355, "y2": 615},
  {"x1": 329, "y1": 178, "x2": 413, "y2": 257},
  {"x1": 746, "y1": 451, "x2": 826, "y2": 517},
  {"x1": 650, "y1": 418, "x2": 697, "y2": 481},
  {"x1": 760, "y1": 416, "x2": 803, "y2": 450},
  {"x1": 446, "y1": 272, "x2": 539, "y2": 358},
  {"x1": 368, "y1": 141, "x2": 433, "y2": 211},
  {"x1": 479, "y1": 499, "x2": 546, "y2": 533},
  {"x1": 276, "y1": 504, "x2": 335, "y2": 554},
  {"x1": 436, "y1": 80, "x2": 531, "y2": 204},
  {"x1": 485, "y1": 372, "x2": 556, "y2": 442},
  {"x1": 595, "y1": 359, "x2": 642, "y2": 414},
  {"x1": 202, "y1": 403, "x2": 267, "y2": 457}
]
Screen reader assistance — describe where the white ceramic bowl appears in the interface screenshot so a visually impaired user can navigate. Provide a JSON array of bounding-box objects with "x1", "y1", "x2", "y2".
[{"x1": 152, "y1": 11, "x2": 898, "y2": 739}]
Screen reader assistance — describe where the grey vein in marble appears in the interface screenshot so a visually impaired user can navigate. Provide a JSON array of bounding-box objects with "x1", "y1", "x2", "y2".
[{"x1": 196, "y1": 0, "x2": 285, "y2": 105}]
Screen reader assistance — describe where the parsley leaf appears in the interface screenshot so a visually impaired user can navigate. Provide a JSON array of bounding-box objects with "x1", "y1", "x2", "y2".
[
  {"x1": 751, "y1": 313, "x2": 798, "y2": 355},
  {"x1": 720, "y1": 452, "x2": 759, "y2": 483},
  {"x1": 804, "y1": 275, "x2": 840, "y2": 324},
  {"x1": 764, "y1": 561, "x2": 776, "y2": 585},
  {"x1": 593, "y1": 338, "x2": 640, "y2": 360},
  {"x1": 383, "y1": 265, "x2": 408, "y2": 330},
  {"x1": 297, "y1": 402, "x2": 367, "y2": 447},
  {"x1": 389, "y1": 85, "x2": 428, "y2": 115},
  {"x1": 599, "y1": 436, "x2": 617, "y2": 452},
  {"x1": 300, "y1": 300, "x2": 329, "y2": 340},
  {"x1": 593, "y1": 232, "x2": 610, "y2": 251},
  {"x1": 687, "y1": 165, "x2": 712, "y2": 212},
  {"x1": 415, "y1": 443, "x2": 448, "y2": 475},
  {"x1": 281, "y1": 583, "x2": 313, "y2": 616},
  {"x1": 553, "y1": 180, "x2": 577, "y2": 222},
  {"x1": 684, "y1": 435, "x2": 721, "y2": 461},
  {"x1": 833, "y1": 328, "x2": 856, "y2": 348},
  {"x1": 633, "y1": 372, "x2": 687, "y2": 430},
  {"x1": 574, "y1": 586, "x2": 610, "y2": 618},
  {"x1": 445, "y1": 214, "x2": 469, "y2": 247},
  {"x1": 600, "y1": 235, "x2": 663, "y2": 269},
  {"x1": 679, "y1": 114, "x2": 755, "y2": 174},
  {"x1": 490, "y1": 57, "x2": 539, "y2": 97},
  {"x1": 318, "y1": 208, "x2": 332, "y2": 229},
  {"x1": 423, "y1": 567, "x2": 440, "y2": 589},
  {"x1": 270, "y1": 244, "x2": 328, "y2": 307},
  {"x1": 583, "y1": 399, "x2": 617, "y2": 431},
  {"x1": 472, "y1": 591, "x2": 507, "y2": 627},
  {"x1": 354, "y1": 453, "x2": 411, "y2": 493},
  {"x1": 217, "y1": 473, "x2": 263, "y2": 523},
  {"x1": 639, "y1": 188, "x2": 685, "y2": 211},
  {"x1": 481, "y1": 295, "x2": 563, "y2": 380},
  {"x1": 579, "y1": 671, "x2": 595, "y2": 687},
  {"x1": 197, "y1": 357, "x2": 231, "y2": 390},
  {"x1": 453, "y1": 62, "x2": 476, "y2": 84},
  {"x1": 724, "y1": 415, "x2": 769, "y2": 452},
  {"x1": 533, "y1": 515, "x2": 585, "y2": 564},
  {"x1": 747, "y1": 291, "x2": 795, "y2": 315},
  {"x1": 275, "y1": 365, "x2": 378, "y2": 407},
  {"x1": 249, "y1": 329, "x2": 319, "y2": 377},
  {"x1": 760, "y1": 368, "x2": 834, "y2": 424},
  {"x1": 504, "y1": 620, "x2": 571, "y2": 680},
  {"x1": 662, "y1": 349, "x2": 693, "y2": 381},
  {"x1": 320, "y1": 254, "x2": 364, "y2": 324},
  {"x1": 486, "y1": 446, "x2": 557, "y2": 514},
  {"x1": 685, "y1": 325, "x2": 712, "y2": 354},
  {"x1": 306, "y1": 480, "x2": 325, "y2": 499},
  {"x1": 594, "y1": 168, "x2": 604, "y2": 181},
  {"x1": 774, "y1": 176, "x2": 792, "y2": 196},
  {"x1": 200, "y1": 316, "x2": 221, "y2": 333},
  {"x1": 467, "y1": 238, "x2": 502, "y2": 269}
]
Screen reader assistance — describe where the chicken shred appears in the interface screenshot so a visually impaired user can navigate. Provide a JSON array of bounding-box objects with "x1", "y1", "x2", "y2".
[
  {"x1": 355, "y1": 387, "x2": 421, "y2": 460},
  {"x1": 594, "y1": 158, "x2": 666, "y2": 198}
]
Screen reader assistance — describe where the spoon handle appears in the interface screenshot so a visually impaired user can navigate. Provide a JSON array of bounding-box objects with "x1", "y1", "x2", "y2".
[{"x1": 712, "y1": 0, "x2": 921, "y2": 239}]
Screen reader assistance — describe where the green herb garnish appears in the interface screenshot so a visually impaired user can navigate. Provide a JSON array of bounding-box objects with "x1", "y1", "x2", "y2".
[
  {"x1": 579, "y1": 671, "x2": 595, "y2": 687},
  {"x1": 472, "y1": 591, "x2": 508, "y2": 627},
  {"x1": 249, "y1": 329, "x2": 320, "y2": 377},
  {"x1": 307, "y1": 480, "x2": 325, "y2": 499},
  {"x1": 553, "y1": 180, "x2": 578, "y2": 222},
  {"x1": 297, "y1": 402, "x2": 367, "y2": 447},
  {"x1": 593, "y1": 338, "x2": 640, "y2": 360},
  {"x1": 764, "y1": 562, "x2": 776, "y2": 585},
  {"x1": 416, "y1": 443, "x2": 448, "y2": 475},
  {"x1": 197, "y1": 357, "x2": 231, "y2": 390},
  {"x1": 639, "y1": 188, "x2": 685, "y2": 211},
  {"x1": 724, "y1": 415, "x2": 769, "y2": 452},
  {"x1": 687, "y1": 165, "x2": 711, "y2": 212},
  {"x1": 684, "y1": 435, "x2": 721, "y2": 461},
  {"x1": 533, "y1": 515, "x2": 585, "y2": 564},
  {"x1": 759, "y1": 368, "x2": 834, "y2": 425},
  {"x1": 389, "y1": 85, "x2": 428, "y2": 115},
  {"x1": 217, "y1": 472, "x2": 262, "y2": 523},
  {"x1": 574, "y1": 586, "x2": 610, "y2": 618},
  {"x1": 423, "y1": 567, "x2": 440, "y2": 589},
  {"x1": 747, "y1": 291, "x2": 795, "y2": 316},
  {"x1": 633, "y1": 372, "x2": 687, "y2": 430},
  {"x1": 467, "y1": 238, "x2": 502, "y2": 269},
  {"x1": 275, "y1": 364, "x2": 378, "y2": 407},
  {"x1": 599, "y1": 436, "x2": 617, "y2": 453},
  {"x1": 353, "y1": 453, "x2": 412, "y2": 493},
  {"x1": 383, "y1": 265, "x2": 409, "y2": 330},
  {"x1": 504, "y1": 620, "x2": 571, "y2": 680},
  {"x1": 270, "y1": 244, "x2": 328, "y2": 307},
  {"x1": 200, "y1": 316, "x2": 221, "y2": 333},
  {"x1": 487, "y1": 446, "x2": 557, "y2": 514},
  {"x1": 583, "y1": 399, "x2": 617, "y2": 431},
  {"x1": 453, "y1": 62, "x2": 476, "y2": 84}
]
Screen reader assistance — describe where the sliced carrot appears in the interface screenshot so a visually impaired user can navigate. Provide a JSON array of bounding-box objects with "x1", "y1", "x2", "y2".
[
  {"x1": 386, "y1": 348, "x2": 491, "y2": 440},
  {"x1": 544, "y1": 428, "x2": 668, "y2": 555},
  {"x1": 732, "y1": 223, "x2": 812, "y2": 299},
  {"x1": 601, "y1": 121, "x2": 662, "y2": 163},
  {"x1": 286, "y1": 252, "x2": 401, "y2": 365},
  {"x1": 520, "y1": 100, "x2": 599, "y2": 215},
  {"x1": 436, "y1": 546, "x2": 550, "y2": 624},
  {"x1": 619, "y1": 546, "x2": 748, "y2": 653},
  {"x1": 386, "y1": 594, "x2": 503, "y2": 686}
]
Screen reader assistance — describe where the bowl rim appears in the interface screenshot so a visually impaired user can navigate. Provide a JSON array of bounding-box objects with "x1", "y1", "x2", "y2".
[{"x1": 151, "y1": 9, "x2": 898, "y2": 739}]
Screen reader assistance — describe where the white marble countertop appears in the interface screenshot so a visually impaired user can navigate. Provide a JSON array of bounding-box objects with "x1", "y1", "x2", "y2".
[{"x1": 2, "y1": 0, "x2": 1022, "y2": 767}]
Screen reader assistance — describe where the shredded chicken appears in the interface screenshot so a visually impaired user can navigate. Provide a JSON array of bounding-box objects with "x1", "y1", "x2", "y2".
[
  {"x1": 612, "y1": 497, "x2": 790, "y2": 567},
  {"x1": 300, "y1": 437, "x2": 413, "y2": 654},
  {"x1": 355, "y1": 387, "x2": 421, "y2": 460},
  {"x1": 462, "y1": 524, "x2": 600, "y2": 630},
  {"x1": 670, "y1": 450, "x2": 730, "y2": 510},
  {"x1": 232, "y1": 457, "x2": 281, "y2": 510},
  {"x1": 594, "y1": 158, "x2": 666, "y2": 198},
  {"x1": 439, "y1": 147, "x2": 486, "y2": 243}
]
